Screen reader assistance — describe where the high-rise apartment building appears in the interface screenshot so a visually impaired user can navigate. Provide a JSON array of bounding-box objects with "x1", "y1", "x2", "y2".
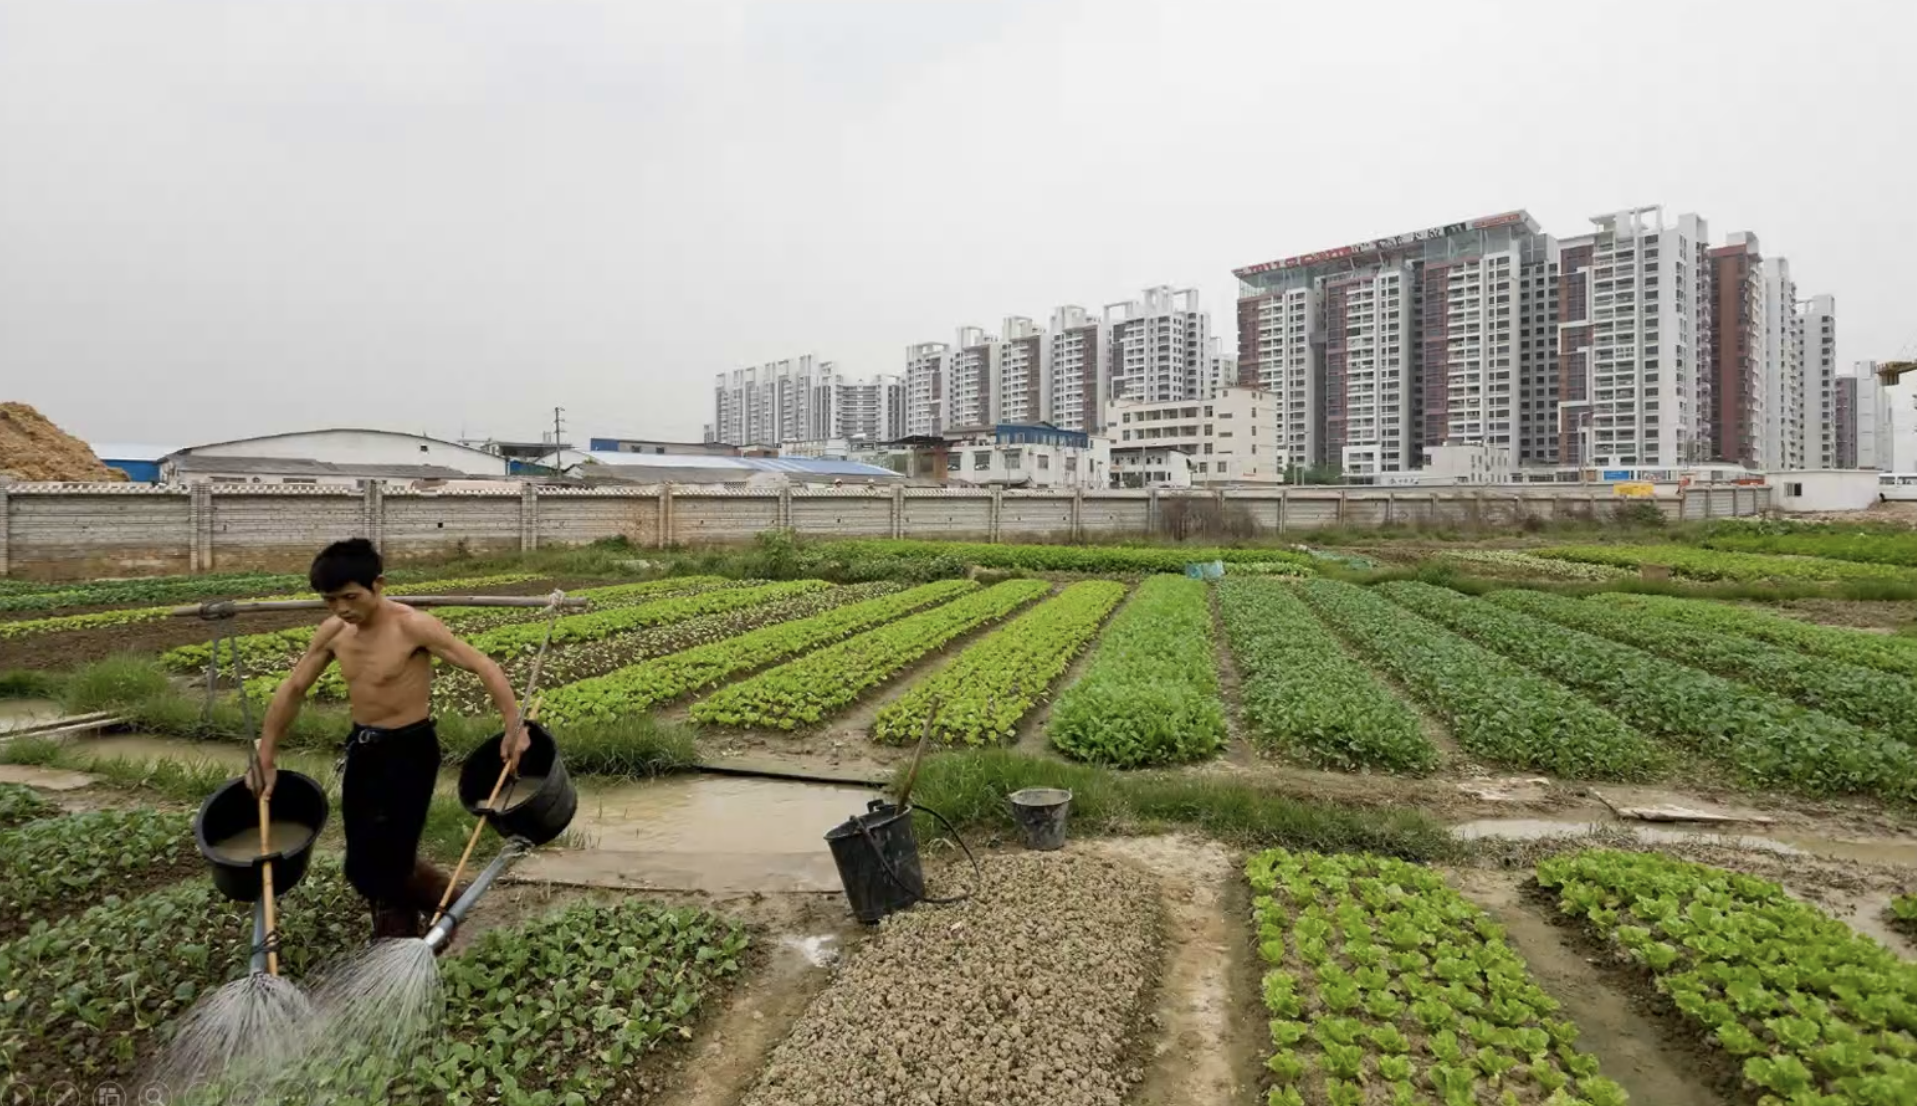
[
  {"x1": 1838, "y1": 362, "x2": 1894, "y2": 469},
  {"x1": 834, "y1": 375, "x2": 905, "y2": 444},
  {"x1": 1798, "y1": 294, "x2": 1838, "y2": 467},
  {"x1": 1047, "y1": 305, "x2": 1108, "y2": 434},
  {"x1": 997, "y1": 317, "x2": 1047, "y2": 425},
  {"x1": 947, "y1": 326, "x2": 999, "y2": 428},
  {"x1": 1235, "y1": 211, "x2": 1553, "y2": 477},
  {"x1": 1556, "y1": 208, "x2": 1711, "y2": 469},
  {"x1": 904, "y1": 342, "x2": 949, "y2": 437},
  {"x1": 1708, "y1": 233, "x2": 1766, "y2": 467},
  {"x1": 1105, "y1": 287, "x2": 1211, "y2": 407},
  {"x1": 712, "y1": 355, "x2": 842, "y2": 447},
  {"x1": 1760, "y1": 257, "x2": 1801, "y2": 470}
]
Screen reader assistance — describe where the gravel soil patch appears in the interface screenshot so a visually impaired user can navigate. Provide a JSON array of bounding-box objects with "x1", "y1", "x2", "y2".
[{"x1": 740, "y1": 850, "x2": 1164, "y2": 1106}]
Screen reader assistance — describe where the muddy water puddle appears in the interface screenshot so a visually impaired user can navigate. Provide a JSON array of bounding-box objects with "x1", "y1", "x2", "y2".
[
  {"x1": 0, "y1": 698, "x2": 63, "y2": 733},
  {"x1": 1454, "y1": 815, "x2": 1917, "y2": 866},
  {"x1": 513, "y1": 775, "x2": 877, "y2": 895}
]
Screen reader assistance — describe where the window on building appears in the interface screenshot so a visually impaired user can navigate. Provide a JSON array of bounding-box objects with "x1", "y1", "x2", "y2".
[
  {"x1": 1003, "y1": 451, "x2": 1022, "y2": 470},
  {"x1": 1197, "y1": 462, "x2": 1208, "y2": 474},
  {"x1": 974, "y1": 451, "x2": 991, "y2": 471},
  {"x1": 1122, "y1": 430, "x2": 1131, "y2": 441},
  {"x1": 1786, "y1": 482, "x2": 1804, "y2": 497},
  {"x1": 1038, "y1": 454, "x2": 1050, "y2": 471},
  {"x1": 1204, "y1": 405, "x2": 1213, "y2": 416},
  {"x1": 1122, "y1": 412, "x2": 1131, "y2": 424},
  {"x1": 1203, "y1": 444, "x2": 1213, "y2": 455},
  {"x1": 1204, "y1": 424, "x2": 1213, "y2": 435},
  {"x1": 1219, "y1": 431, "x2": 1232, "y2": 438},
  {"x1": 1065, "y1": 455, "x2": 1078, "y2": 472}
]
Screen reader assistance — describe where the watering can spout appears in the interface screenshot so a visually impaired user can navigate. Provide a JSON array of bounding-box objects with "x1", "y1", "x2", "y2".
[{"x1": 423, "y1": 839, "x2": 528, "y2": 954}]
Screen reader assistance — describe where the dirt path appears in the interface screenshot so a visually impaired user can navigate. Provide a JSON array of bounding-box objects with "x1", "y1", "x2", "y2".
[
  {"x1": 653, "y1": 891, "x2": 861, "y2": 1106},
  {"x1": 1207, "y1": 587, "x2": 1256, "y2": 769},
  {"x1": 1087, "y1": 835, "x2": 1257, "y2": 1106},
  {"x1": 1446, "y1": 867, "x2": 1733, "y2": 1106}
]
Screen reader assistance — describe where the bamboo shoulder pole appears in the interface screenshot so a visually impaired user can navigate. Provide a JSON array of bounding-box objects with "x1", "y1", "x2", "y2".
[{"x1": 169, "y1": 596, "x2": 590, "y2": 618}]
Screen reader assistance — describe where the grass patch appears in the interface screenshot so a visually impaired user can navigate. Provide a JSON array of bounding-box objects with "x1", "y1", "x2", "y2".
[
  {"x1": 901, "y1": 749, "x2": 1452, "y2": 861},
  {"x1": 0, "y1": 669, "x2": 64, "y2": 700},
  {"x1": 58, "y1": 654, "x2": 173, "y2": 713}
]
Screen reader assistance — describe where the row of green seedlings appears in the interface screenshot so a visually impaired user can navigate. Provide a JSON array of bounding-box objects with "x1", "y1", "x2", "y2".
[
  {"x1": 0, "y1": 569, "x2": 311, "y2": 614},
  {"x1": 1594, "y1": 592, "x2": 1917, "y2": 679},
  {"x1": 808, "y1": 538, "x2": 1314, "y2": 575},
  {"x1": 1432, "y1": 549, "x2": 1631, "y2": 582},
  {"x1": 871, "y1": 580, "x2": 1128, "y2": 748},
  {"x1": 1538, "y1": 849, "x2": 1917, "y2": 1104},
  {"x1": 1248, "y1": 847, "x2": 1627, "y2": 1106},
  {"x1": 162, "y1": 575, "x2": 725, "y2": 674},
  {"x1": 4, "y1": 570, "x2": 545, "y2": 643},
  {"x1": 244, "y1": 578, "x2": 814, "y2": 705},
  {"x1": 689, "y1": 579, "x2": 1053, "y2": 730},
  {"x1": 1536, "y1": 544, "x2": 1913, "y2": 583},
  {"x1": 1694, "y1": 523, "x2": 1917, "y2": 568},
  {"x1": 1494, "y1": 590, "x2": 1917, "y2": 745},
  {"x1": 1049, "y1": 574, "x2": 1226, "y2": 768},
  {"x1": 1216, "y1": 578, "x2": 1437, "y2": 774},
  {"x1": 431, "y1": 581, "x2": 907, "y2": 717},
  {"x1": 1295, "y1": 579, "x2": 1667, "y2": 781},
  {"x1": 535, "y1": 580, "x2": 978, "y2": 728},
  {"x1": 0, "y1": 861, "x2": 746, "y2": 1098},
  {"x1": 1383, "y1": 583, "x2": 1917, "y2": 802},
  {"x1": 0, "y1": 807, "x2": 197, "y2": 942}
]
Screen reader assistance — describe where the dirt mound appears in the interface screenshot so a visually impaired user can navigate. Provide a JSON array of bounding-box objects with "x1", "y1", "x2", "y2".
[{"x1": 0, "y1": 403, "x2": 125, "y2": 483}]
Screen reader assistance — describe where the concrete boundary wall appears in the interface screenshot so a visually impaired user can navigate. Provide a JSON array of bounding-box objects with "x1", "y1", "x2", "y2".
[{"x1": 0, "y1": 481, "x2": 1772, "y2": 580}]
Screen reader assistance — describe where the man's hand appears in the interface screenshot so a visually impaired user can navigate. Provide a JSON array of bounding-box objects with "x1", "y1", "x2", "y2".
[
  {"x1": 502, "y1": 722, "x2": 531, "y2": 774},
  {"x1": 246, "y1": 756, "x2": 278, "y2": 799}
]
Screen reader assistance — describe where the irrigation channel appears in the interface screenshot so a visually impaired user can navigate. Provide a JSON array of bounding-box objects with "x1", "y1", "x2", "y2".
[{"x1": 8, "y1": 726, "x2": 1917, "y2": 1103}]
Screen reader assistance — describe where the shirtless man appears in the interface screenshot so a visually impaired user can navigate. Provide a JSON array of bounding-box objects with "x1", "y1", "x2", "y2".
[{"x1": 247, "y1": 538, "x2": 529, "y2": 940}]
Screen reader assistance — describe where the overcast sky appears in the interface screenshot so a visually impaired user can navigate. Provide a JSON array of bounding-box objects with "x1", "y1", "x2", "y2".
[{"x1": 2, "y1": 0, "x2": 1913, "y2": 449}]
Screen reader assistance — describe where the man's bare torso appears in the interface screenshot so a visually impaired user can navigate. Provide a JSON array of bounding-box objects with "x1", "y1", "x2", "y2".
[{"x1": 320, "y1": 600, "x2": 434, "y2": 729}]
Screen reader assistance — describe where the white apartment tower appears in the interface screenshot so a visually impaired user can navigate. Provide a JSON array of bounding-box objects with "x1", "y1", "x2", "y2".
[
  {"x1": 997, "y1": 316, "x2": 1048, "y2": 425},
  {"x1": 712, "y1": 355, "x2": 841, "y2": 447},
  {"x1": 1047, "y1": 305, "x2": 1108, "y2": 433},
  {"x1": 1555, "y1": 208, "x2": 1711, "y2": 468},
  {"x1": 1324, "y1": 262, "x2": 1416, "y2": 477},
  {"x1": 904, "y1": 342, "x2": 949, "y2": 437},
  {"x1": 834, "y1": 375, "x2": 905, "y2": 444},
  {"x1": 1105, "y1": 287, "x2": 1212, "y2": 407},
  {"x1": 1798, "y1": 293, "x2": 1838, "y2": 468},
  {"x1": 1760, "y1": 257, "x2": 1801, "y2": 470},
  {"x1": 1838, "y1": 362, "x2": 1893, "y2": 470},
  {"x1": 946, "y1": 326, "x2": 999, "y2": 428}
]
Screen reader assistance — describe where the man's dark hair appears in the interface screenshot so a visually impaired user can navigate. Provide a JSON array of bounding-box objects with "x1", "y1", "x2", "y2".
[{"x1": 310, "y1": 538, "x2": 383, "y2": 594}]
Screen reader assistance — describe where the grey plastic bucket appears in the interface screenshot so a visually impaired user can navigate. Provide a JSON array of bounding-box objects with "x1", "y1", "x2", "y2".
[{"x1": 1007, "y1": 788, "x2": 1072, "y2": 851}]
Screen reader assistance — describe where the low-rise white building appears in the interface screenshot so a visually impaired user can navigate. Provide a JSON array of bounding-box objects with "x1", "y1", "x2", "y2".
[
  {"x1": 941, "y1": 424, "x2": 1109, "y2": 489},
  {"x1": 1106, "y1": 385, "x2": 1281, "y2": 487}
]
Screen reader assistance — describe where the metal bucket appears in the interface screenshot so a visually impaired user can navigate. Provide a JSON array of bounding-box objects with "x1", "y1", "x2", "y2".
[
  {"x1": 194, "y1": 770, "x2": 328, "y2": 903},
  {"x1": 457, "y1": 721, "x2": 576, "y2": 846},
  {"x1": 1008, "y1": 787, "x2": 1072, "y2": 851}
]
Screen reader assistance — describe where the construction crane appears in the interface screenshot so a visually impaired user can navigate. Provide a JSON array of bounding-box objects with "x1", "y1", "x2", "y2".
[{"x1": 1878, "y1": 361, "x2": 1917, "y2": 385}]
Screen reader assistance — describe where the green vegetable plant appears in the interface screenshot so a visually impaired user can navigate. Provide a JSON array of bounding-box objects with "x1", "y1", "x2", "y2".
[
  {"x1": 1538, "y1": 849, "x2": 1917, "y2": 1104},
  {"x1": 1434, "y1": 549, "x2": 1631, "y2": 581},
  {"x1": 1535, "y1": 544, "x2": 1914, "y2": 583},
  {"x1": 1218, "y1": 578, "x2": 1437, "y2": 774},
  {"x1": 1382, "y1": 582, "x2": 1917, "y2": 802},
  {"x1": 1249, "y1": 847, "x2": 1620, "y2": 1106},
  {"x1": 0, "y1": 782, "x2": 57, "y2": 829},
  {"x1": 1694, "y1": 522, "x2": 1917, "y2": 568},
  {"x1": 1595, "y1": 592, "x2": 1917, "y2": 679},
  {"x1": 805, "y1": 539, "x2": 1315, "y2": 575},
  {"x1": 1490, "y1": 590, "x2": 1917, "y2": 744},
  {"x1": 1889, "y1": 893, "x2": 1917, "y2": 940},
  {"x1": 0, "y1": 865, "x2": 366, "y2": 1088},
  {"x1": 870, "y1": 580, "x2": 1126, "y2": 747},
  {"x1": 692, "y1": 579, "x2": 1051, "y2": 730},
  {"x1": 431, "y1": 582, "x2": 905, "y2": 717},
  {"x1": 0, "y1": 808, "x2": 197, "y2": 939},
  {"x1": 0, "y1": 571, "x2": 304, "y2": 615},
  {"x1": 284, "y1": 899, "x2": 749, "y2": 1103},
  {"x1": 465, "y1": 580, "x2": 828, "y2": 658},
  {"x1": 1049, "y1": 575, "x2": 1226, "y2": 768},
  {"x1": 536, "y1": 580, "x2": 978, "y2": 728},
  {"x1": 1297, "y1": 580, "x2": 1664, "y2": 781}
]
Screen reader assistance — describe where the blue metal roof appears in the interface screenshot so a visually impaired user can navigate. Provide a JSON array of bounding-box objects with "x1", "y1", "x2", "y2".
[{"x1": 575, "y1": 451, "x2": 897, "y2": 479}]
